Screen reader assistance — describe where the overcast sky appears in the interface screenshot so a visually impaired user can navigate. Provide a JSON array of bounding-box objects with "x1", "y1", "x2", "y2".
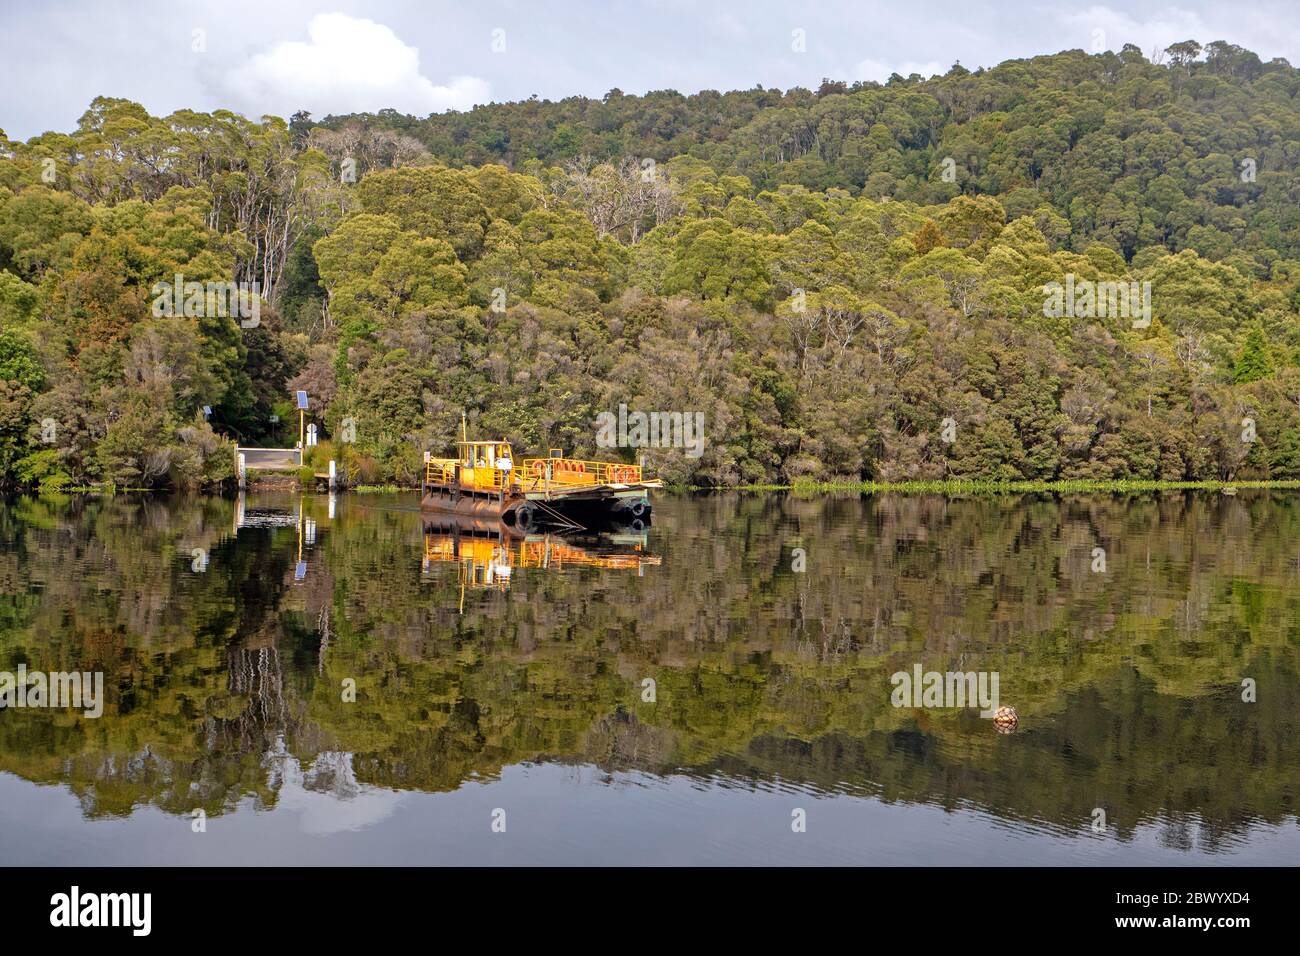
[{"x1": 4, "y1": 0, "x2": 1299, "y2": 140}]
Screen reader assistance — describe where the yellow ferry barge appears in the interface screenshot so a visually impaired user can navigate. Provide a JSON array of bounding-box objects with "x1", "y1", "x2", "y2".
[{"x1": 421, "y1": 430, "x2": 661, "y2": 532}]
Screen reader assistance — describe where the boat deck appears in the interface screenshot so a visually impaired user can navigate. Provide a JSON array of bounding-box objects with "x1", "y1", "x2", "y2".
[
  {"x1": 421, "y1": 447, "x2": 657, "y2": 528},
  {"x1": 423, "y1": 454, "x2": 660, "y2": 501}
]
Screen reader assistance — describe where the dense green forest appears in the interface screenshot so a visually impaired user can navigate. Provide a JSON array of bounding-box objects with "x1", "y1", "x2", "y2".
[{"x1": 3, "y1": 41, "x2": 1300, "y2": 489}]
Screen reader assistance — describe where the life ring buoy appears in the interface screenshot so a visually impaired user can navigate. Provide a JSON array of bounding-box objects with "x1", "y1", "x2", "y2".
[{"x1": 531, "y1": 460, "x2": 546, "y2": 477}]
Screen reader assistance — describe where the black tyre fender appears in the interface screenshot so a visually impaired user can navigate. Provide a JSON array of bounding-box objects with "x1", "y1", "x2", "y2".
[{"x1": 513, "y1": 502, "x2": 537, "y2": 532}]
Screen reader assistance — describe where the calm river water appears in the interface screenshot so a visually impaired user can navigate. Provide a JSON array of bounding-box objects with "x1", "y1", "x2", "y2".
[{"x1": 0, "y1": 490, "x2": 1297, "y2": 865}]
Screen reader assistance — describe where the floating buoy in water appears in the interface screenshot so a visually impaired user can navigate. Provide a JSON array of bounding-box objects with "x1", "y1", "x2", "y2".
[{"x1": 993, "y1": 706, "x2": 1019, "y2": 733}]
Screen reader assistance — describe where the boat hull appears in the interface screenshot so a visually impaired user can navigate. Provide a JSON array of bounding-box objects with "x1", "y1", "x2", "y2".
[
  {"x1": 419, "y1": 485, "x2": 518, "y2": 519},
  {"x1": 420, "y1": 479, "x2": 655, "y2": 531}
]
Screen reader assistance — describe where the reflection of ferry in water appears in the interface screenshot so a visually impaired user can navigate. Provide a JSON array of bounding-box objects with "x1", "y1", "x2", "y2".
[
  {"x1": 421, "y1": 514, "x2": 661, "y2": 596},
  {"x1": 422, "y1": 419, "x2": 661, "y2": 532}
]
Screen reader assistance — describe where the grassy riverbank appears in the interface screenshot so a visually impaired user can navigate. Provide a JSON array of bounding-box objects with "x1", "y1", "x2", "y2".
[
  {"x1": 14, "y1": 478, "x2": 1300, "y2": 498},
  {"x1": 778, "y1": 478, "x2": 1300, "y2": 495}
]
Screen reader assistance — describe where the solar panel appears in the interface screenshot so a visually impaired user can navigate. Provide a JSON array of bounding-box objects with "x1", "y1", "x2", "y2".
[{"x1": 295, "y1": 391, "x2": 309, "y2": 410}]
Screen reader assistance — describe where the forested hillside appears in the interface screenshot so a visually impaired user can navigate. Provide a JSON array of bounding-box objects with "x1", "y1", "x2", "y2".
[{"x1": 2, "y1": 42, "x2": 1300, "y2": 489}]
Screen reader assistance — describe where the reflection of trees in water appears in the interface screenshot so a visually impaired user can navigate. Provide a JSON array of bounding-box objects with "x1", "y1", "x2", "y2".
[
  {"x1": 316, "y1": 606, "x2": 332, "y2": 672},
  {"x1": 264, "y1": 739, "x2": 361, "y2": 800},
  {"x1": 208, "y1": 646, "x2": 291, "y2": 759},
  {"x1": 582, "y1": 710, "x2": 675, "y2": 770},
  {"x1": 687, "y1": 667, "x2": 1298, "y2": 852},
  {"x1": 795, "y1": 618, "x2": 857, "y2": 663},
  {"x1": 301, "y1": 749, "x2": 362, "y2": 799},
  {"x1": 2, "y1": 490, "x2": 1299, "y2": 850}
]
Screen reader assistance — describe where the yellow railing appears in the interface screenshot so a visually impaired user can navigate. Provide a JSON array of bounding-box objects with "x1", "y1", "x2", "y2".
[
  {"x1": 425, "y1": 459, "x2": 507, "y2": 490},
  {"x1": 519, "y1": 458, "x2": 642, "y2": 486},
  {"x1": 426, "y1": 459, "x2": 457, "y2": 485},
  {"x1": 426, "y1": 455, "x2": 643, "y2": 488}
]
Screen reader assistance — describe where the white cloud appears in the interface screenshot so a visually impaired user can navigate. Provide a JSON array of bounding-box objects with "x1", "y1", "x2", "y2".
[
  {"x1": 219, "y1": 12, "x2": 490, "y2": 118},
  {"x1": 1057, "y1": 4, "x2": 1208, "y2": 58},
  {"x1": 855, "y1": 58, "x2": 945, "y2": 82},
  {"x1": 711, "y1": 12, "x2": 748, "y2": 41}
]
